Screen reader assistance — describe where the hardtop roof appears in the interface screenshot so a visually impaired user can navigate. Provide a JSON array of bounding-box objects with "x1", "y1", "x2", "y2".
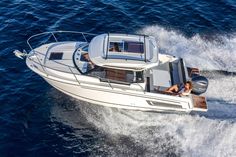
[{"x1": 88, "y1": 33, "x2": 159, "y2": 70}]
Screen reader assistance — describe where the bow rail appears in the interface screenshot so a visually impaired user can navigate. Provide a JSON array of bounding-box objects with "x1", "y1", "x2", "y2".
[{"x1": 27, "y1": 31, "x2": 97, "y2": 52}]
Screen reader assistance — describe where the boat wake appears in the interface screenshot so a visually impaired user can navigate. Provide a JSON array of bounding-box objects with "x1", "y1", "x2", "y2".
[
  {"x1": 51, "y1": 25, "x2": 236, "y2": 156},
  {"x1": 138, "y1": 25, "x2": 236, "y2": 73},
  {"x1": 79, "y1": 104, "x2": 236, "y2": 157}
]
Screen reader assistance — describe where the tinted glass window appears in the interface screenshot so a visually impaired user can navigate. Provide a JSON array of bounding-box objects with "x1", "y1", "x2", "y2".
[{"x1": 124, "y1": 41, "x2": 144, "y2": 53}]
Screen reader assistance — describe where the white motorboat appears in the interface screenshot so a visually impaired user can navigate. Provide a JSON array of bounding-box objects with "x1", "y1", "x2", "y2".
[{"x1": 14, "y1": 31, "x2": 209, "y2": 113}]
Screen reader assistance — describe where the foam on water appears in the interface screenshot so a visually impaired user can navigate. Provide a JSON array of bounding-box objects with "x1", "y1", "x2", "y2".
[
  {"x1": 79, "y1": 104, "x2": 236, "y2": 157},
  {"x1": 203, "y1": 73, "x2": 236, "y2": 119},
  {"x1": 138, "y1": 25, "x2": 236, "y2": 72},
  {"x1": 207, "y1": 73, "x2": 236, "y2": 104}
]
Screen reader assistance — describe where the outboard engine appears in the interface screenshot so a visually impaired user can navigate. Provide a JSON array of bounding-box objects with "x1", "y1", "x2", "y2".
[{"x1": 191, "y1": 74, "x2": 208, "y2": 95}]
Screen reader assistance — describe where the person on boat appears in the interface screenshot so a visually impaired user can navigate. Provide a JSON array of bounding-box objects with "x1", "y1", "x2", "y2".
[
  {"x1": 109, "y1": 42, "x2": 120, "y2": 52},
  {"x1": 165, "y1": 81, "x2": 193, "y2": 96},
  {"x1": 82, "y1": 53, "x2": 95, "y2": 70}
]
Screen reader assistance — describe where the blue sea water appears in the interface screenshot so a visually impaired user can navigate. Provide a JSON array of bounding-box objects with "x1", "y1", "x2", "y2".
[{"x1": 1, "y1": 0, "x2": 236, "y2": 156}]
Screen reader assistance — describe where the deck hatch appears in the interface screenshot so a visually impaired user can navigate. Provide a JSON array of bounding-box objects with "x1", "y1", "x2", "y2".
[{"x1": 49, "y1": 52, "x2": 63, "y2": 60}]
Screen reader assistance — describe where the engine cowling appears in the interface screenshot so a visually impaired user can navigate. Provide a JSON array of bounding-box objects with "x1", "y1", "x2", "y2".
[{"x1": 191, "y1": 75, "x2": 208, "y2": 95}]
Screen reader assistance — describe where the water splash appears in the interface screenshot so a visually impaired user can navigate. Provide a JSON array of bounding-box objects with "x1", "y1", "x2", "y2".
[
  {"x1": 206, "y1": 73, "x2": 236, "y2": 104},
  {"x1": 138, "y1": 25, "x2": 236, "y2": 72},
  {"x1": 79, "y1": 104, "x2": 236, "y2": 157}
]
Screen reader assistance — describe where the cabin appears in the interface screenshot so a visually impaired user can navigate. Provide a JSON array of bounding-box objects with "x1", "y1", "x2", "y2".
[{"x1": 73, "y1": 33, "x2": 188, "y2": 92}]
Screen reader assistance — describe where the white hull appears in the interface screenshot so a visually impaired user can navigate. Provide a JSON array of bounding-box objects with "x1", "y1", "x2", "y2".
[
  {"x1": 30, "y1": 65, "x2": 192, "y2": 113},
  {"x1": 45, "y1": 77, "x2": 192, "y2": 113}
]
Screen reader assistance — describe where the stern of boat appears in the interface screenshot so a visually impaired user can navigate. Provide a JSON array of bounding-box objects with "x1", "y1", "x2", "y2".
[{"x1": 190, "y1": 94, "x2": 208, "y2": 112}]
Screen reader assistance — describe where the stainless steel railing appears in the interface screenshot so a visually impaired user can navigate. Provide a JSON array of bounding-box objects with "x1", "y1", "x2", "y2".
[{"x1": 27, "y1": 31, "x2": 97, "y2": 51}]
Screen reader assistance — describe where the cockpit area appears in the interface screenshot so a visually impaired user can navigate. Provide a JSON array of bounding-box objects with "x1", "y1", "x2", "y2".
[{"x1": 73, "y1": 43, "x2": 95, "y2": 74}]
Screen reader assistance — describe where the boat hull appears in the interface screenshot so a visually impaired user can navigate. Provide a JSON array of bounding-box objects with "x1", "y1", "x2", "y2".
[
  {"x1": 41, "y1": 75, "x2": 192, "y2": 113},
  {"x1": 25, "y1": 53, "x2": 192, "y2": 113}
]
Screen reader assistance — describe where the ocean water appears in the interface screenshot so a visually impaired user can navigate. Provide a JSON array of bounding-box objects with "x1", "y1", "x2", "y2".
[{"x1": 1, "y1": 0, "x2": 236, "y2": 156}]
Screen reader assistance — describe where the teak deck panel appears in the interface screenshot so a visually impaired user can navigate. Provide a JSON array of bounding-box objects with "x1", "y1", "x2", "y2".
[
  {"x1": 192, "y1": 95, "x2": 207, "y2": 109},
  {"x1": 105, "y1": 69, "x2": 127, "y2": 82}
]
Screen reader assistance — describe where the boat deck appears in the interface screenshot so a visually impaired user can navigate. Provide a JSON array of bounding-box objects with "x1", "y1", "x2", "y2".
[
  {"x1": 192, "y1": 95, "x2": 207, "y2": 110},
  {"x1": 30, "y1": 42, "x2": 85, "y2": 80}
]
